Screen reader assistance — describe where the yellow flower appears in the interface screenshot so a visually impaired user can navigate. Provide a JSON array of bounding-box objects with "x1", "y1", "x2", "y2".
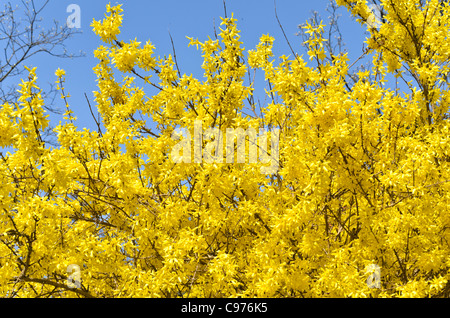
[{"x1": 55, "y1": 68, "x2": 66, "y2": 77}]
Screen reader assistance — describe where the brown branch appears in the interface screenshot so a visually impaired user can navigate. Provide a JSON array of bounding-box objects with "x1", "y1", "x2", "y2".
[
  {"x1": 274, "y1": 0, "x2": 301, "y2": 65},
  {"x1": 85, "y1": 93, "x2": 103, "y2": 137},
  {"x1": 393, "y1": 248, "x2": 408, "y2": 284},
  {"x1": 168, "y1": 30, "x2": 181, "y2": 78},
  {"x1": 19, "y1": 276, "x2": 95, "y2": 298}
]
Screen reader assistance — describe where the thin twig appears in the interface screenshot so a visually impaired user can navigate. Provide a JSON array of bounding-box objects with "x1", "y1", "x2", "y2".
[
  {"x1": 274, "y1": 0, "x2": 301, "y2": 64},
  {"x1": 168, "y1": 30, "x2": 181, "y2": 78},
  {"x1": 19, "y1": 276, "x2": 95, "y2": 298},
  {"x1": 85, "y1": 93, "x2": 103, "y2": 137}
]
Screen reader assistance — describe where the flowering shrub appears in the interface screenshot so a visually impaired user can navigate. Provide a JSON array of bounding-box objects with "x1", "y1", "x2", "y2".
[{"x1": 0, "y1": 1, "x2": 449, "y2": 297}]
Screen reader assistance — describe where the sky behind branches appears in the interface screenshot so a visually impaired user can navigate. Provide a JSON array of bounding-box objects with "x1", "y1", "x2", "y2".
[{"x1": 2, "y1": 0, "x2": 369, "y2": 133}]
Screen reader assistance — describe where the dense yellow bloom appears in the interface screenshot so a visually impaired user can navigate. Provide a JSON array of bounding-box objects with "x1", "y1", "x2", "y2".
[{"x1": 0, "y1": 1, "x2": 449, "y2": 298}]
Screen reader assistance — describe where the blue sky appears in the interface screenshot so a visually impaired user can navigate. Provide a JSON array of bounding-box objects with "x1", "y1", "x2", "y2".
[{"x1": 3, "y1": 0, "x2": 370, "y2": 133}]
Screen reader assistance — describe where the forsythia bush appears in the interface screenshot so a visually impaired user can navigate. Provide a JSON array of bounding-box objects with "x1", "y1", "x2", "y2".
[{"x1": 1, "y1": 0, "x2": 450, "y2": 298}]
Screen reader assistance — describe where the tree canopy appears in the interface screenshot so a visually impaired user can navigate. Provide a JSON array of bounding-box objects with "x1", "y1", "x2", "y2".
[{"x1": 0, "y1": 0, "x2": 449, "y2": 298}]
